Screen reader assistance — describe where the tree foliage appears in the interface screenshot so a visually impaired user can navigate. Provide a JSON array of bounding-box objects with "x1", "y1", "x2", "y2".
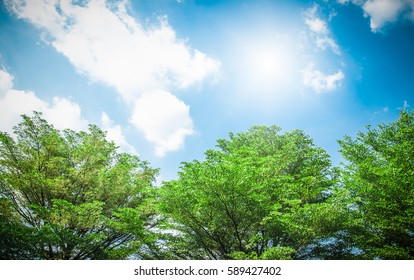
[
  {"x1": 338, "y1": 110, "x2": 414, "y2": 259},
  {"x1": 1, "y1": 111, "x2": 413, "y2": 260},
  {"x1": 0, "y1": 112, "x2": 158, "y2": 259},
  {"x1": 158, "y1": 126, "x2": 342, "y2": 259}
]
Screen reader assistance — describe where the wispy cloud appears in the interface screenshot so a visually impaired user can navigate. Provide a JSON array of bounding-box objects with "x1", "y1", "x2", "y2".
[
  {"x1": 305, "y1": 9, "x2": 329, "y2": 34},
  {"x1": 301, "y1": 5, "x2": 344, "y2": 93},
  {"x1": 5, "y1": 0, "x2": 220, "y2": 156},
  {"x1": 315, "y1": 37, "x2": 341, "y2": 55},
  {"x1": 304, "y1": 4, "x2": 341, "y2": 55}
]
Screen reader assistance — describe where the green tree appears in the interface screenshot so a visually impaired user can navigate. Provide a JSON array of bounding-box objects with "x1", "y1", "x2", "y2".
[
  {"x1": 0, "y1": 112, "x2": 158, "y2": 259},
  {"x1": 338, "y1": 110, "x2": 414, "y2": 259},
  {"x1": 158, "y1": 125, "x2": 342, "y2": 259}
]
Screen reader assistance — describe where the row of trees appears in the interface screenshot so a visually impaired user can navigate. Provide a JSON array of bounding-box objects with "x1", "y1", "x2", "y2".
[{"x1": 1, "y1": 111, "x2": 413, "y2": 259}]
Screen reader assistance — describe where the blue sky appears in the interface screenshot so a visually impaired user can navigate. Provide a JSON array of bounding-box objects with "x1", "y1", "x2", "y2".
[{"x1": 1, "y1": 0, "x2": 414, "y2": 182}]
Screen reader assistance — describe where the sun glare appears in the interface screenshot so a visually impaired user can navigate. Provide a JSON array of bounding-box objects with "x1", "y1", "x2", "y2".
[
  {"x1": 249, "y1": 46, "x2": 289, "y2": 86},
  {"x1": 234, "y1": 35, "x2": 300, "y2": 98}
]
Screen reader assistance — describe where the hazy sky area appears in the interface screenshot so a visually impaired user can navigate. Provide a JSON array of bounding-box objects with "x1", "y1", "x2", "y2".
[{"x1": 1, "y1": 0, "x2": 414, "y2": 182}]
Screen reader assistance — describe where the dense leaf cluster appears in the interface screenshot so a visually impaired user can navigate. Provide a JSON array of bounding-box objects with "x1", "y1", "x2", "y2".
[
  {"x1": 1, "y1": 111, "x2": 413, "y2": 259},
  {"x1": 0, "y1": 113, "x2": 158, "y2": 259}
]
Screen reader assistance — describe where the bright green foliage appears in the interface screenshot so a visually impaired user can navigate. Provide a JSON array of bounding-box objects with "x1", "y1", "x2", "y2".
[
  {"x1": 229, "y1": 246, "x2": 297, "y2": 260},
  {"x1": 159, "y1": 126, "x2": 339, "y2": 259},
  {"x1": 0, "y1": 112, "x2": 158, "y2": 259},
  {"x1": 338, "y1": 110, "x2": 414, "y2": 259},
  {"x1": 3, "y1": 111, "x2": 412, "y2": 260}
]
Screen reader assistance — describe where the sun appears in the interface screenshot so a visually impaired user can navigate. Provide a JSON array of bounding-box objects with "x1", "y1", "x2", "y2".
[
  {"x1": 248, "y1": 46, "x2": 290, "y2": 87},
  {"x1": 233, "y1": 34, "x2": 300, "y2": 98}
]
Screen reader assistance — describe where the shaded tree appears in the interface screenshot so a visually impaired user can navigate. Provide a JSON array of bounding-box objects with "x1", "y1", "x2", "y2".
[{"x1": 0, "y1": 112, "x2": 158, "y2": 259}]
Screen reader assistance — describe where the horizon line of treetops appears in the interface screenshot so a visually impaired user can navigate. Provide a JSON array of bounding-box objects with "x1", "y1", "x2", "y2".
[{"x1": 1, "y1": 110, "x2": 413, "y2": 259}]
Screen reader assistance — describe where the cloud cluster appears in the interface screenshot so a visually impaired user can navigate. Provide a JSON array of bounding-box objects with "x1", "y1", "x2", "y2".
[
  {"x1": 338, "y1": 0, "x2": 414, "y2": 32},
  {"x1": 5, "y1": 0, "x2": 220, "y2": 156},
  {"x1": 0, "y1": 69, "x2": 135, "y2": 153}
]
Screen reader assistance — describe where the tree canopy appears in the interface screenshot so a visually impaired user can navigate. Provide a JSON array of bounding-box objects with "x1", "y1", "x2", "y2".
[
  {"x1": 338, "y1": 110, "x2": 414, "y2": 259},
  {"x1": 1, "y1": 111, "x2": 413, "y2": 260},
  {"x1": 0, "y1": 112, "x2": 158, "y2": 259},
  {"x1": 158, "y1": 126, "x2": 344, "y2": 259}
]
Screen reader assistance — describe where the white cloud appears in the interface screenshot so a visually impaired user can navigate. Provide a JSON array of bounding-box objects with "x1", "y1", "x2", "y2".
[
  {"x1": 363, "y1": 0, "x2": 406, "y2": 31},
  {"x1": 316, "y1": 37, "x2": 341, "y2": 55},
  {"x1": 302, "y1": 63, "x2": 345, "y2": 93},
  {"x1": 305, "y1": 6, "x2": 329, "y2": 34},
  {"x1": 130, "y1": 90, "x2": 194, "y2": 157},
  {"x1": 43, "y1": 97, "x2": 88, "y2": 131},
  {"x1": 5, "y1": 0, "x2": 65, "y2": 35},
  {"x1": 302, "y1": 5, "x2": 344, "y2": 93},
  {"x1": 5, "y1": 0, "x2": 220, "y2": 156},
  {"x1": 0, "y1": 69, "x2": 88, "y2": 133},
  {"x1": 0, "y1": 69, "x2": 13, "y2": 98},
  {"x1": 304, "y1": 5, "x2": 341, "y2": 55},
  {"x1": 100, "y1": 112, "x2": 138, "y2": 155},
  {"x1": 0, "y1": 69, "x2": 136, "y2": 153},
  {"x1": 338, "y1": 0, "x2": 414, "y2": 32}
]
